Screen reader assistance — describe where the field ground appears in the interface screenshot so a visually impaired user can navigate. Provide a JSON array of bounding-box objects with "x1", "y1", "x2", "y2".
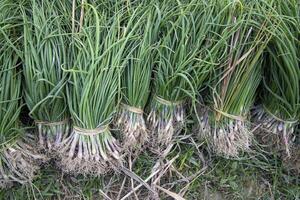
[{"x1": 0, "y1": 126, "x2": 299, "y2": 200}]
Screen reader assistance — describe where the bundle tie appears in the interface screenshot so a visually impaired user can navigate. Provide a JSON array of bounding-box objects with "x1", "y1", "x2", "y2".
[
  {"x1": 154, "y1": 95, "x2": 184, "y2": 106},
  {"x1": 35, "y1": 118, "x2": 69, "y2": 126},
  {"x1": 262, "y1": 105, "x2": 298, "y2": 125},
  {"x1": 73, "y1": 125, "x2": 109, "y2": 136},
  {"x1": 121, "y1": 103, "x2": 143, "y2": 114},
  {"x1": 213, "y1": 108, "x2": 246, "y2": 122}
]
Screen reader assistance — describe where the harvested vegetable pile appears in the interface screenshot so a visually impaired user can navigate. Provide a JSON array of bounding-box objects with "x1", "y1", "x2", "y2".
[{"x1": 0, "y1": 0, "x2": 299, "y2": 199}]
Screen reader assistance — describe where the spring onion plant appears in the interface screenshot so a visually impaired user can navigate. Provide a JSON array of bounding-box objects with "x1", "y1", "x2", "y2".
[
  {"x1": 0, "y1": 2, "x2": 42, "y2": 187},
  {"x1": 57, "y1": 4, "x2": 138, "y2": 175},
  {"x1": 199, "y1": 1, "x2": 277, "y2": 157},
  {"x1": 0, "y1": 50, "x2": 41, "y2": 188},
  {"x1": 147, "y1": 0, "x2": 207, "y2": 151},
  {"x1": 252, "y1": 0, "x2": 300, "y2": 157},
  {"x1": 116, "y1": 4, "x2": 160, "y2": 152},
  {"x1": 22, "y1": 0, "x2": 70, "y2": 155}
]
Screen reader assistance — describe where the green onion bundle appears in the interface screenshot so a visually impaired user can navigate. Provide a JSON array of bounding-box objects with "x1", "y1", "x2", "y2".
[
  {"x1": 147, "y1": 0, "x2": 205, "y2": 150},
  {"x1": 116, "y1": 4, "x2": 160, "y2": 152},
  {"x1": 252, "y1": 0, "x2": 300, "y2": 157},
  {"x1": 199, "y1": 1, "x2": 277, "y2": 157},
  {"x1": 22, "y1": 0, "x2": 70, "y2": 155},
  {"x1": 57, "y1": 5, "x2": 137, "y2": 175},
  {"x1": 0, "y1": 50, "x2": 41, "y2": 188},
  {"x1": 0, "y1": 1, "x2": 42, "y2": 187}
]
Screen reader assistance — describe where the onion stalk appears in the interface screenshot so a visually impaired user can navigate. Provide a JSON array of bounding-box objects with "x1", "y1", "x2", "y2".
[
  {"x1": 199, "y1": 1, "x2": 278, "y2": 158},
  {"x1": 57, "y1": 4, "x2": 138, "y2": 175},
  {"x1": 147, "y1": 0, "x2": 208, "y2": 151},
  {"x1": 22, "y1": 0, "x2": 70, "y2": 156},
  {"x1": 116, "y1": 3, "x2": 160, "y2": 152},
  {"x1": 252, "y1": 0, "x2": 300, "y2": 157},
  {"x1": 0, "y1": 2, "x2": 43, "y2": 186}
]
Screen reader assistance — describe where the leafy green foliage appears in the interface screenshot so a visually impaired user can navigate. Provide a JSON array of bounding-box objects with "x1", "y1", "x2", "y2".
[
  {"x1": 0, "y1": 48, "x2": 21, "y2": 143},
  {"x1": 22, "y1": 0, "x2": 69, "y2": 122},
  {"x1": 67, "y1": 5, "x2": 137, "y2": 129},
  {"x1": 208, "y1": 1, "x2": 277, "y2": 123},
  {"x1": 121, "y1": 3, "x2": 160, "y2": 108},
  {"x1": 0, "y1": 0, "x2": 22, "y2": 143},
  {"x1": 262, "y1": 0, "x2": 300, "y2": 121},
  {"x1": 153, "y1": 0, "x2": 212, "y2": 102}
]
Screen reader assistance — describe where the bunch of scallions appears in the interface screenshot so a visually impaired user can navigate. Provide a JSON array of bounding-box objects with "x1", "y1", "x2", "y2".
[
  {"x1": 22, "y1": 0, "x2": 70, "y2": 156},
  {"x1": 0, "y1": 1, "x2": 42, "y2": 188},
  {"x1": 198, "y1": 0, "x2": 279, "y2": 158},
  {"x1": 116, "y1": 3, "x2": 161, "y2": 152},
  {"x1": 147, "y1": 0, "x2": 212, "y2": 152},
  {"x1": 252, "y1": 0, "x2": 300, "y2": 158},
  {"x1": 57, "y1": 3, "x2": 139, "y2": 175}
]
